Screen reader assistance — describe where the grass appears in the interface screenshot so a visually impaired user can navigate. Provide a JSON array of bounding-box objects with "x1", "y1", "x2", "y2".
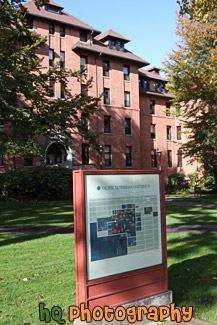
[
  {"x1": 166, "y1": 205, "x2": 217, "y2": 225},
  {"x1": 0, "y1": 234, "x2": 76, "y2": 324},
  {"x1": 0, "y1": 201, "x2": 73, "y2": 228},
  {"x1": 167, "y1": 233, "x2": 217, "y2": 324},
  {"x1": 166, "y1": 193, "x2": 217, "y2": 204},
  {"x1": 1, "y1": 233, "x2": 217, "y2": 324}
]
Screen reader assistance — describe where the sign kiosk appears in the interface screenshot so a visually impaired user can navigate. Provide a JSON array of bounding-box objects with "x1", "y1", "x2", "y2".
[{"x1": 73, "y1": 170, "x2": 172, "y2": 321}]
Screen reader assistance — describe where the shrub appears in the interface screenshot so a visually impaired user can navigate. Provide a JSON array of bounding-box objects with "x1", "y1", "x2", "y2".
[
  {"x1": 188, "y1": 172, "x2": 200, "y2": 189},
  {"x1": 0, "y1": 167, "x2": 72, "y2": 201},
  {"x1": 203, "y1": 173, "x2": 216, "y2": 191},
  {"x1": 166, "y1": 172, "x2": 186, "y2": 193}
]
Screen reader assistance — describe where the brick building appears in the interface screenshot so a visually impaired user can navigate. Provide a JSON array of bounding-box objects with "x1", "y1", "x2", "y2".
[{"x1": 0, "y1": 0, "x2": 197, "y2": 176}]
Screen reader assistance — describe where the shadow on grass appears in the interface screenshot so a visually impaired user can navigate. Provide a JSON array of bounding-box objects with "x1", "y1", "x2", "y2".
[
  {"x1": 168, "y1": 254, "x2": 217, "y2": 320},
  {"x1": 166, "y1": 205, "x2": 217, "y2": 225},
  {"x1": 0, "y1": 202, "x2": 74, "y2": 227},
  {"x1": 0, "y1": 233, "x2": 64, "y2": 247}
]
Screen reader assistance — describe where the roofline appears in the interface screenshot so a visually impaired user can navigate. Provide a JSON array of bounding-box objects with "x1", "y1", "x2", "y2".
[
  {"x1": 72, "y1": 43, "x2": 149, "y2": 68},
  {"x1": 140, "y1": 90, "x2": 175, "y2": 99},
  {"x1": 26, "y1": 12, "x2": 101, "y2": 35}
]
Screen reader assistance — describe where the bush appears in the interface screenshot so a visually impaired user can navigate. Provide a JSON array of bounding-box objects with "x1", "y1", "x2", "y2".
[
  {"x1": 165, "y1": 172, "x2": 186, "y2": 194},
  {"x1": 203, "y1": 173, "x2": 216, "y2": 191},
  {"x1": 0, "y1": 167, "x2": 72, "y2": 201},
  {"x1": 188, "y1": 172, "x2": 200, "y2": 189}
]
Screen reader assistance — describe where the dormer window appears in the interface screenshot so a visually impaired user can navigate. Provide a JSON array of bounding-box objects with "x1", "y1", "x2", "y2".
[
  {"x1": 109, "y1": 39, "x2": 124, "y2": 51},
  {"x1": 155, "y1": 81, "x2": 166, "y2": 93},
  {"x1": 45, "y1": 4, "x2": 62, "y2": 14},
  {"x1": 80, "y1": 30, "x2": 87, "y2": 42},
  {"x1": 139, "y1": 77, "x2": 149, "y2": 90}
]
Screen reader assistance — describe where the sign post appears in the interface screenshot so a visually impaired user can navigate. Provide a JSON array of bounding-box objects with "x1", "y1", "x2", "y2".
[{"x1": 73, "y1": 170, "x2": 172, "y2": 323}]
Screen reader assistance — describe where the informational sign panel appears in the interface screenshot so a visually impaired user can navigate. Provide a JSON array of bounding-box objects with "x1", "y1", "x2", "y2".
[
  {"x1": 73, "y1": 170, "x2": 168, "y2": 309},
  {"x1": 85, "y1": 174, "x2": 162, "y2": 280}
]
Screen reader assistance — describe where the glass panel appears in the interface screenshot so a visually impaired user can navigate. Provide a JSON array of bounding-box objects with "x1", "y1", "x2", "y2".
[
  {"x1": 60, "y1": 24, "x2": 65, "y2": 37},
  {"x1": 60, "y1": 51, "x2": 65, "y2": 69},
  {"x1": 124, "y1": 92, "x2": 130, "y2": 107}
]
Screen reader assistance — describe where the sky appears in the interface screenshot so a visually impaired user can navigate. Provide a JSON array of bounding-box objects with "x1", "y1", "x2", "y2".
[{"x1": 58, "y1": 0, "x2": 180, "y2": 71}]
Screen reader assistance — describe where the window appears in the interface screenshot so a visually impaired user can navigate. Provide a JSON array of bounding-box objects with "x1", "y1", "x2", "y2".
[
  {"x1": 81, "y1": 114, "x2": 88, "y2": 131},
  {"x1": 60, "y1": 51, "x2": 65, "y2": 69},
  {"x1": 45, "y1": 5, "x2": 61, "y2": 14},
  {"x1": 150, "y1": 100, "x2": 155, "y2": 115},
  {"x1": 24, "y1": 158, "x2": 33, "y2": 167},
  {"x1": 103, "y1": 60, "x2": 109, "y2": 77},
  {"x1": 126, "y1": 146, "x2": 132, "y2": 167},
  {"x1": 124, "y1": 91, "x2": 130, "y2": 107},
  {"x1": 168, "y1": 150, "x2": 172, "y2": 168},
  {"x1": 81, "y1": 84, "x2": 88, "y2": 96},
  {"x1": 123, "y1": 65, "x2": 130, "y2": 81},
  {"x1": 80, "y1": 56, "x2": 88, "y2": 73},
  {"x1": 49, "y1": 21, "x2": 55, "y2": 35},
  {"x1": 151, "y1": 149, "x2": 157, "y2": 168},
  {"x1": 150, "y1": 124, "x2": 156, "y2": 139},
  {"x1": 177, "y1": 126, "x2": 182, "y2": 140},
  {"x1": 155, "y1": 81, "x2": 165, "y2": 93},
  {"x1": 166, "y1": 103, "x2": 171, "y2": 116},
  {"x1": 80, "y1": 30, "x2": 87, "y2": 42},
  {"x1": 0, "y1": 153, "x2": 3, "y2": 167},
  {"x1": 104, "y1": 116, "x2": 111, "y2": 133},
  {"x1": 178, "y1": 150, "x2": 182, "y2": 168},
  {"x1": 104, "y1": 145, "x2": 111, "y2": 167},
  {"x1": 49, "y1": 49, "x2": 54, "y2": 68},
  {"x1": 176, "y1": 105, "x2": 181, "y2": 116},
  {"x1": 104, "y1": 88, "x2": 110, "y2": 105},
  {"x1": 60, "y1": 24, "x2": 65, "y2": 37},
  {"x1": 82, "y1": 144, "x2": 89, "y2": 164},
  {"x1": 26, "y1": 15, "x2": 33, "y2": 29},
  {"x1": 109, "y1": 39, "x2": 124, "y2": 51},
  {"x1": 116, "y1": 40, "x2": 121, "y2": 51},
  {"x1": 125, "y1": 118, "x2": 131, "y2": 135},
  {"x1": 49, "y1": 80, "x2": 55, "y2": 98},
  {"x1": 61, "y1": 82, "x2": 65, "y2": 99},
  {"x1": 167, "y1": 126, "x2": 172, "y2": 140},
  {"x1": 110, "y1": 39, "x2": 115, "y2": 49}
]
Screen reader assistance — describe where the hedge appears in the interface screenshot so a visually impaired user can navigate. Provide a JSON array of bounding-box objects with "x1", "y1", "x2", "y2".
[{"x1": 0, "y1": 167, "x2": 72, "y2": 200}]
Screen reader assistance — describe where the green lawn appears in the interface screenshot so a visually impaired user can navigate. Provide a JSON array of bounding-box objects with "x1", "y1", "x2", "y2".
[
  {"x1": 0, "y1": 234, "x2": 76, "y2": 324},
  {"x1": 167, "y1": 233, "x2": 217, "y2": 325},
  {"x1": 0, "y1": 202, "x2": 73, "y2": 228},
  {"x1": 166, "y1": 205, "x2": 217, "y2": 225},
  {"x1": 166, "y1": 193, "x2": 217, "y2": 204},
  {"x1": 1, "y1": 233, "x2": 217, "y2": 324}
]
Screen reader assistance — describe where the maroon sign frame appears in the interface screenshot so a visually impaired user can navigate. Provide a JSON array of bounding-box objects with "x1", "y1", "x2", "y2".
[{"x1": 73, "y1": 170, "x2": 168, "y2": 310}]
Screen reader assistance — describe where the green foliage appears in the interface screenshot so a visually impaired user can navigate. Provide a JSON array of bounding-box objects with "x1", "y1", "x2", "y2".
[
  {"x1": 166, "y1": 172, "x2": 186, "y2": 193},
  {"x1": 188, "y1": 172, "x2": 200, "y2": 188},
  {"x1": 203, "y1": 173, "x2": 217, "y2": 190},
  {"x1": 0, "y1": 167, "x2": 72, "y2": 200},
  {"x1": 164, "y1": 0, "x2": 217, "y2": 184},
  {"x1": 0, "y1": 0, "x2": 100, "y2": 158}
]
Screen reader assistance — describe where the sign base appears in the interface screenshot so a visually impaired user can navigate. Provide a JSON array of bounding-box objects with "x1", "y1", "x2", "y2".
[{"x1": 74, "y1": 290, "x2": 173, "y2": 324}]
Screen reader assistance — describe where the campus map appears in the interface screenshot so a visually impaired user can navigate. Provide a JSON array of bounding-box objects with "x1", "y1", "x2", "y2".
[{"x1": 89, "y1": 195, "x2": 160, "y2": 262}]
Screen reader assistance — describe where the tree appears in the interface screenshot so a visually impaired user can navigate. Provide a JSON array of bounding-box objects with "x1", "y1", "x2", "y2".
[
  {"x1": 0, "y1": 0, "x2": 100, "y2": 161},
  {"x1": 163, "y1": 0, "x2": 217, "y2": 182}
]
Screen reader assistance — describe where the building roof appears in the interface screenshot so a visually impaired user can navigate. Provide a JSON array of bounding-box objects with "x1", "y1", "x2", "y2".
[
  {"x1": 24, "y1": 0, "x2": 101, "y2": 34},
  {"x1": 141, "y1": 90, "x2": 175, "y2": 99},
  {"x1": 147, "y1": 66, "x2": 161, "y2": 74},
  {"x1": 72, "y1": 39, "x2": 149, "y2": 68},
  {"x1": 95, "y1": 29, "x2": 130, "y2": 43},
  {"x1": 139, "y1": 69, "x2": 167, "y2": 82},
  {"x1": 46, "y1": 0, "x2": 64, "y2": 9}
]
